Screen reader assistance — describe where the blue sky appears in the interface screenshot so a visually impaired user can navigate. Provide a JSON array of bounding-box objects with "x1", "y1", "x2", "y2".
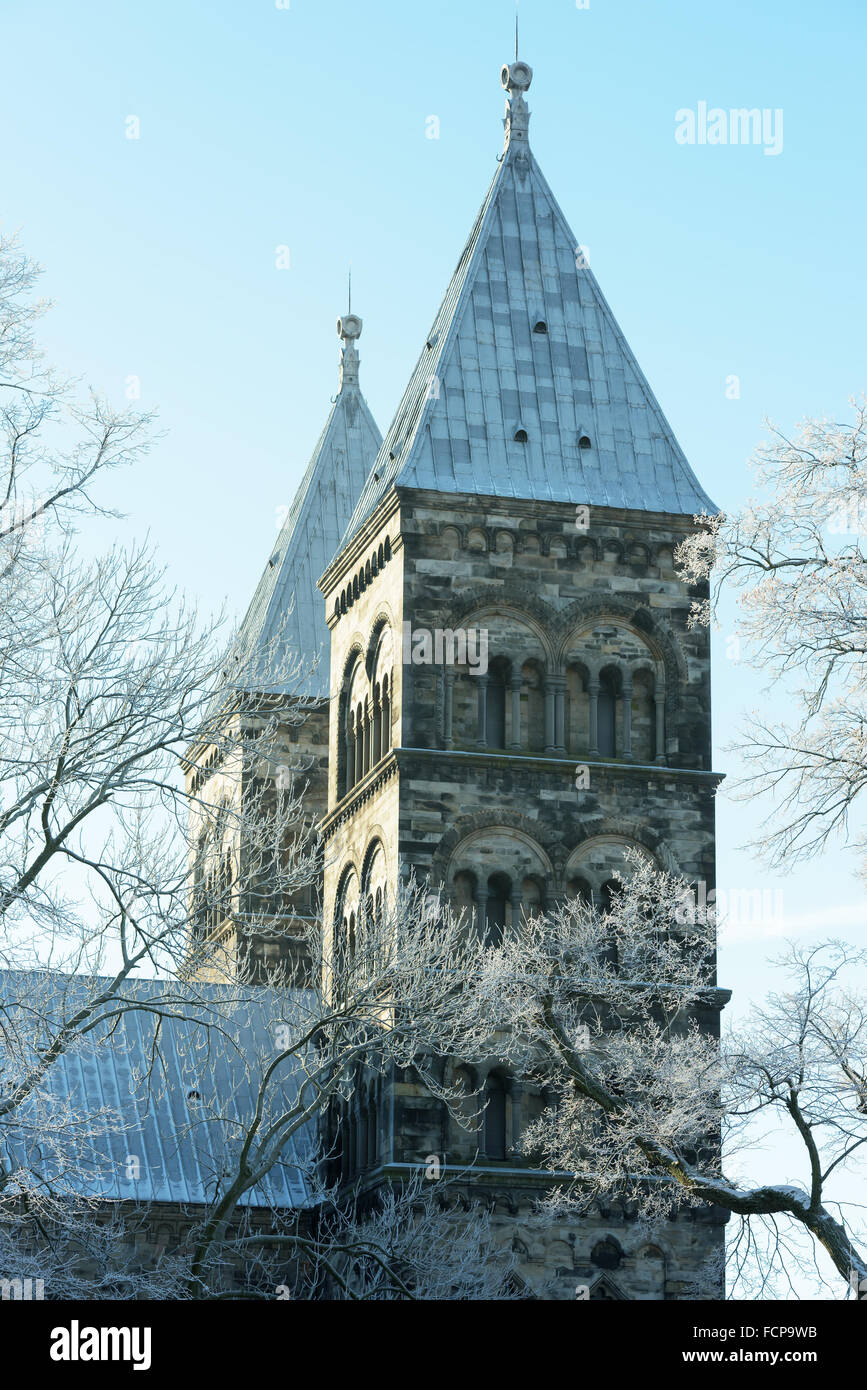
[{"x1": 3, "y1": 0, "x2": 866, "y2": 1288}]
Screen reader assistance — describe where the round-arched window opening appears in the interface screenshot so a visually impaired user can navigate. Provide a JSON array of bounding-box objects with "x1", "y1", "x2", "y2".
[
  {"x1": 533, "y1": 320, "x2": 548, "y2": 335},
  {"x1": 514, "y1": 428, "x2": 528, "y2": 444},
  {"x1": 578, "y1": 434, "x2": 593, "y2": 450}
]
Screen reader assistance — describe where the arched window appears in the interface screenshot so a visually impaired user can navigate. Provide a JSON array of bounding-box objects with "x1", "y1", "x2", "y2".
[
  {"x1": 355, "y1": 703, "x2": 364, "y2": 782},
  {"x1": 486, "y1": 660, "x2": 508, "y2": 750},
  {"x1": 567, "y1": 876, "x2": 593, "y2": 907},
  {"x1": 533, "y1": 320, "x2": 548, "y2": 335},
  {"x1": 451, "y1": 1064, "x2": 479, "y2": 1155},
  {"x1": 598, "y1": 671, "x2": 618, "y2": 758},
  {"x1": 514, "y1": 428, "x2": 528, "y2": 444},
  {"x1": 366, "y1": 1090, "x2": 377, "y2": 1168},
  {"x1": 484, "y1": 1073, "x2": 507, "y2": 1160},
  {"x1": 600, "y1": 879, "x2": 621, "y2": 968},
  {"x1": 381, "y1": 673, "x2": 391, "y2": 756},
  {"x1": 372, "y1": 682, "x2": 382, "y2": 762},
  {"x1": 600, "y1": 878, "x2": 621, "y2": 915},
  {"x1": 485, "y1": 872, "x2": 510, "y2": 948}
]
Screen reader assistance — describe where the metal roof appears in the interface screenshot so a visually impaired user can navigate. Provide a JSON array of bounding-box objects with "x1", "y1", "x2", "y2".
[
  {"x1": 237, "y1": 316, "x2": 381, "y2": 698},
  {"x1": 345, "y1": 61, "x2": 715, "y2": 543},
  {"x1": 0, "y1": 973, "x2": 316, "y2": 1208}
]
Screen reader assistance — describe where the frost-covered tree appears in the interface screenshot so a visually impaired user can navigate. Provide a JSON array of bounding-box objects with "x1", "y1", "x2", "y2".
[
  {"x1": 0, "y1": 235, "x2": 509, "y2": 1301},
  {"x1": 677, "y1": 399, "x2": 867, "y2": 874},
  {"x1": 453, "y1": 856, "x2": 867, "y2": 1298}
]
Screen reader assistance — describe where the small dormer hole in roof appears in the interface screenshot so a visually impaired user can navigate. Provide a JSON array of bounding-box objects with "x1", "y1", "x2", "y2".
[
  {"x1": 579, "y1": 434, "x2": 593, "y2": 449},
  {"x1": 514, "y1": 428, "x2": 528, "y2": 444},
  {"x1": 533, "y1": 320, "x2": 548, "y2": 335}
]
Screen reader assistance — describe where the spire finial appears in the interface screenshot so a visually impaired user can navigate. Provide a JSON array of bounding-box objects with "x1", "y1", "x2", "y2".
[
  {"x1": 337, "y1": 308, "x2": 362, "y2": 390},
  {"x1": 501, "y1": 53, "x2": 533, "y2": 154},
  {"x1": 348, "y1": 266, "x2": 352, "y2": 315},
  {"x1": 515, "y1": 0, "x2": 519, "y2": 61}
]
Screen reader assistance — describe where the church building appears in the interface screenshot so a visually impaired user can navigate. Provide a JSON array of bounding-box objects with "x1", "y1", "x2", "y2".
[{"x1": 190, "y1": 58, "x2": 727, "y2": 1299}]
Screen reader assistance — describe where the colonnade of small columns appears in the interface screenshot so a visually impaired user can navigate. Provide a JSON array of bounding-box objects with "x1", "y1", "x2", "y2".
[
  {"x1": 443, "y1": 659, "x2": 666, "y2": 763},
  {"x1": 344, "y1": 673, "x2": 391, "y2": 793}
]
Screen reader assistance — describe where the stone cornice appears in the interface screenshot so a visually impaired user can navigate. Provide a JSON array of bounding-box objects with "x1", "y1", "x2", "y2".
[{"x1": 321, "y1": 753, "x2": 399, "y2": 840}]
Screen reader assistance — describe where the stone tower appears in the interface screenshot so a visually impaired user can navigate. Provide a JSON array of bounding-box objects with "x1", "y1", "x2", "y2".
[
  {"x1": 184, "y1": 314, "x2": 381, "y2": 982},
  {"x1": 318, "y1": 61, "x2": 726, "y2": 1298}
]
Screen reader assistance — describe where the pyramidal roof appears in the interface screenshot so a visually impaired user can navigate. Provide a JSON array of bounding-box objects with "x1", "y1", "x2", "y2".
[
  {"x1": 237, "y1": 314, "x2": 381, "y2": 697},
  {"x1": 345, "y1": 60, "x2": 715, "y2": 543}
]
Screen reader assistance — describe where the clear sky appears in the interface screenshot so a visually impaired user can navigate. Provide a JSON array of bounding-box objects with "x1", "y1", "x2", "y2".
[{"x1": 3, "y1": 0, "x2": 866, "y2": 1291}]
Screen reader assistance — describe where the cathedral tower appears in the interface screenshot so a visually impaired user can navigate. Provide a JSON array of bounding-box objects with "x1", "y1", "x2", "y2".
[
  {"x1": 319, "y1": 61, "x2": 726, "y2": 1298},
  {"x1": 184, "y1": 314, "x2": 381, "y2": 981}
]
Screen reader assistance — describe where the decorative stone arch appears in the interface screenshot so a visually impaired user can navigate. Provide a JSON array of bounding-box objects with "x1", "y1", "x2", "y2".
[
  {"x1": 360, "y1": 832, "x2": 389, "y2": 898},
  {"x1": 623, "y1": 538, "x2": 652, "y2": 567},
  {"x1": 429, "y1": 811, "x2": 555, "y2": 896},
  {"x1": 555, "y1": 594, "x2": 688, "y2": 709},
  {"x1": 439, "y1": 523, "x2": 464, "y2": 553},
  {"x1": 598, "y1": 535, "x2": 626, "y2": 564},
  {"x1": 365, "y1": 609, "x2": 396, "y2": 682},
  {"x1": 575, "y1": 534, "x2": 600, "y2": 563},
  {"x1": 337, "y1": 641, "x2": 366, "y2": 796},
  {"x1": 466, "y1": 526, "x2": 489, "y2": 553},
  {"x1": 441, "y1": 588, "x2": 557, "y2": 670},
  {"x1": 339, "y1": 639, "x2": 366, "y2": 691},
  {"x1": 334, "y1": 860, "x2": 361, "y2": 961},
  {"x1": 562, "y1": 823, "x2": 679, "y2": 898}
]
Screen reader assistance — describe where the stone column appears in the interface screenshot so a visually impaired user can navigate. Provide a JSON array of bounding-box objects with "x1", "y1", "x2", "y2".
[
  {"x1": 655, "y1": 693, "x2": 666, "y2": 765},
  {"x1": 506, "y1": 1078, "x2": 523, "y2": 1156},
  {"x1": 476, "y1": 676, "x2": 489, "y2": 749},
  {"x1": 372, "y1": 696, "x2": 381, "y2": 766},
  {"x1": 622, "y1": 676, "x2": 633, "y2": 762},
  {"x1": 355, "y1": 714, "x2": 364, "y2": 783},
  {"x1": 362, "y1": 703, "x2": 371, "y2": 775},
  {"x1": 381, "y1": 684, "x2": 391, "y2": 757},
  {"x1": 475, "y1": 886, "x2": 489, "y2": 942},
  {"x1": 443, "y1": 671, "x2": 455, "y2": 750},
  {"x1": 509, "y1": 673, "x2": 523, "y2": 750},
  {"x1": 553, "y1": 677, "x2": 566, "y2": 754},
  {"x1": 510, "y1": 885, "x2": 523, "y2": 934},
  {"x1": 588, "y1": 676, "x2": 599, "y2": 757},
  {"x1": 544, "y1": 676, "x2": 556, "y2": 753},
  {"x1": 345, "y1": 726, "x2": 354, "y2": 792}
]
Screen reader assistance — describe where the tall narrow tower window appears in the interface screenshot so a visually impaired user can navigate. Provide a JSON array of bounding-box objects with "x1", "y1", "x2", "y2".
[{"x1": 484, "y1": 1073, "x2": 507, "y2": 1160}]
